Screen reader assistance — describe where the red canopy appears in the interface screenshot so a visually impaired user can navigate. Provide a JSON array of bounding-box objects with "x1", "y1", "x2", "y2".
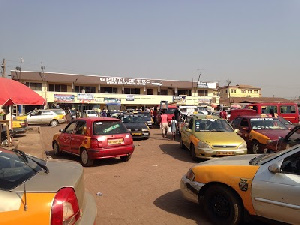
[{"x1": 0, "y1": 77, "x2": 45, "y2": 106}]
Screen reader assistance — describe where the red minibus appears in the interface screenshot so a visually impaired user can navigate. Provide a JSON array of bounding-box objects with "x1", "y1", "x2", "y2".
[{"x1": 244, "y1": 102, "x2": 299, "y2": 124}]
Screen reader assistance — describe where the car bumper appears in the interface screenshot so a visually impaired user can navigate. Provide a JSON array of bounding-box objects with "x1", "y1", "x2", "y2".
[
  {"x1": 131, "y1": 132, "x2": 150, "y2": 139},
  {"x1": 77, "y1": 190, "x2": 97, "y2": 225},
  {"x1": 180, "y1": 175, "x2": 205, "y2": 204},
  {"x1": 12, "y1": 127, "x2": 27, "y2": 134},
  {"x1": 88, "y1": 144, "x2": 135, "y2": 159},
  {"x1": 196, "y1": 148, "x2": 247, "y2": 159}
]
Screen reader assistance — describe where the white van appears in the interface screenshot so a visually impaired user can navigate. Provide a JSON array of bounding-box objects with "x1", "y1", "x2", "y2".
[
  {"x1": 179, "y1": 106, "x2": 198, "y2": 116},
  {"x1": 84, "y1": 110, "x2": 99, "y2": 117}
]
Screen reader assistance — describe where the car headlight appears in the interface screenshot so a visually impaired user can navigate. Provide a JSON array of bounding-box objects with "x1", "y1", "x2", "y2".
[
  {"x1": 142, "y1": 128, "x2": 149, "y2": 132},
  {"x1": 198, "y1": 141, "x2": 211, "y2": 149},
  {"x1": 238, "y1": 142, "x2": 247, "y2": 149},
  {"x1": 186, "y1": 169, "x2": 195, "y2": 181}
]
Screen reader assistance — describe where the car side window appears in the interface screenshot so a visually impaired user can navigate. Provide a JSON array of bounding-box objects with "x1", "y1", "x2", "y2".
[
  {"x1": 75, "y1": 121, "x2": 87, "y2": 135},
  {"x1": 281, "y1": 151, "x2": 300, "y2": 175},
  {"x1": 65, "y1": 122, "x2": 77, "y2": 134},
  {"x1": 240, "y1": 118, "x2": 249, "y2": 127},
  {"x1": 188, "y1": 118, "x2": 193, "y2": 130}
]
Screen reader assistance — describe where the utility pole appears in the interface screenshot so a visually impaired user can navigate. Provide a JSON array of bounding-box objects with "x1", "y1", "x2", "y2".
[
  {"x1": 1, "y1": 58, "x2": 6, "y2": 78},
  {"x1": 226, "y1": 79, "x2": 231, "y2": 108}
]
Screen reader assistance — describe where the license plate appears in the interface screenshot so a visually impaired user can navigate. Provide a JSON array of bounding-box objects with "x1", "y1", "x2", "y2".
[
  {"x1": 216, "y1": 151, "x2": 234, "y2": 156},
  {"x1": 132, "y1": 132, "x2": 142, "y2": 136},
  {"x1": 108, "y1": 138, "x2": 124, "y2": 145}
]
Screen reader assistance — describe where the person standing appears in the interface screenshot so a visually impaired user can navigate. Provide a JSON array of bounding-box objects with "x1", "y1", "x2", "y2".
[
  {"x1": 160, "y1": 111, "x2": 168, "y2": 138},
  {"x1": 170, "y1": 116, "x2": 177, "y2": 140},
  {"x1": 219, "y1": 108, "x2": 228, "y2": 120}
]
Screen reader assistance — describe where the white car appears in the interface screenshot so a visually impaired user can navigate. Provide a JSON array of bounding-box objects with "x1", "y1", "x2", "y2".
[
  {"x1": 84, "y1": 110, "x2": 99, "y2": 117},
  {"x1": 181, "y1": 145, "x2": 300, "y2": 225}
]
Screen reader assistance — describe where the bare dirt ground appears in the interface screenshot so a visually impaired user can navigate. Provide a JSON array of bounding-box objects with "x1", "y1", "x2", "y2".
[{"x1": 14, "y1": 124, "x2": 268, "y2": 225}]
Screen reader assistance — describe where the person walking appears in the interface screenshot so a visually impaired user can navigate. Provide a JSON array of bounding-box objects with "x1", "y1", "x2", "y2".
[
  {"x1": 160, "y1": 111, "x2": 168, "y2": 138},
  {"x1": 170, "y1": 116, "x2": 177, "y2": 140}
]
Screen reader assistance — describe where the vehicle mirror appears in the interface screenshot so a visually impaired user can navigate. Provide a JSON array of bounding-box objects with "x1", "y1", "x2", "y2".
[
  {"x1": 234, "y1": 129, "x2": 239, "y2": 133},
  {"x1": 268, "y1": 163, "x2": 281, "y2": 174},
  {"x1": 59, "y1": 129, "x2": 64, "y2": 132}
]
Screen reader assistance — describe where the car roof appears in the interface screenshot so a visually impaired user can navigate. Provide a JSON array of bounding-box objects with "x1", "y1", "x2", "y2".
[{"x1": 236, "y1": 115, "x2": 280, "y2": 119}]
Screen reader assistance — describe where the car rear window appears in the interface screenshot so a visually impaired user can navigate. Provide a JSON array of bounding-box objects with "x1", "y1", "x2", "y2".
[
  {"x1": 93, "y1": 121, "x2": 128, "y2": 135},
  {"x1": 0, "y1": 150, "x2": 43, "y2": 191}
]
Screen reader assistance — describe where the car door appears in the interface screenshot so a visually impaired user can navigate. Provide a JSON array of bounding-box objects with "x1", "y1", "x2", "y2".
[
  {"x1": 184, "y1": 118, "x2": 194, "y2": 148},
  {"x1": 58, "y1": 121, "x2": 77, "y2": 152},
  {"x1": 252, "y1": 149, "x2": 300, "y2": 224},
  {"x1": 27, "y1": 111, "x2": 42, "y2": 124},
  {"x1": 70, "y1": 120, "x2": 87, "y2": 155},
  {"x1": 41, "y1": 111, "x2": 55, "y2": 124}
]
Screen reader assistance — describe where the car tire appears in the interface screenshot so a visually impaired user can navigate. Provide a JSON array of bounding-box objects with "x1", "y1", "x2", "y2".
[
  {"x1": 53, "y1": 141, "x2": 61, "y2": 156},
  {"x1": 80, "y1": 149, "x2": 93, "y2": 167},
  {"x1": 204, "y1": 185, "x2": 243, "y2": 225},
  {"x1": 50, "y1": 120, "x2": 58, "y2": 127},
  {"x1": 190, "y1": 144, "x2": 197, "y2": 161},
  {"x1": 120, "y1": 154, "x2": 132, "y2": 162},
  {"x1": 251, "y1": 140, "x2": 261, "y2": 154}
]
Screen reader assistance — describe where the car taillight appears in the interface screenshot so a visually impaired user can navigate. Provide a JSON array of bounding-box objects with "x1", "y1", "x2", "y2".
[
  {"x1": 90, "y1": 138, "x2": 99, "y2": 148},
  {"x1": 51, "y1": 187, "x2": 80, "y2": 225}
]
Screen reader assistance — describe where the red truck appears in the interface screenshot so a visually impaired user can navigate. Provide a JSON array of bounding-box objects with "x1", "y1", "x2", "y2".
[{"x1": 156, "y1": 102, "x2": 178, "y2": 124}]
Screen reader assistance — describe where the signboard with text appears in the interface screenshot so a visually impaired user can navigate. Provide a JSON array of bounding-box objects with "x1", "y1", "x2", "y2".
[
  {"x1": 54, "y1": 94, "x2": 75, "y2": 103},
  {"x1": 99, "y1": 77, "x2": 162, "y2": 86}
]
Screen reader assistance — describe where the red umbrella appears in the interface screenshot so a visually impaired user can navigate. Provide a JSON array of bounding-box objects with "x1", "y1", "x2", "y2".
[{"x1": 0, "y1": 78, "x2": 45, "y2": 106}]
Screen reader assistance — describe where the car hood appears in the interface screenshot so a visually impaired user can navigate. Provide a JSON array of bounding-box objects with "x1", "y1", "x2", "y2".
[
  {"x1": 196, "y1": 154, "x2": 260, "y2": 166},
  {"x1": 194, "y1": 132, "x2": 244, "y2": 145},
  {"x1": 124, "y1": 122, "x2": 147, "y2": 129},
  {"x1": 13, "y1": 161, "x2": 84, "y2": 193},
  {"x1": 253, "y1": 129, "x2": 290, "y2": 140}
]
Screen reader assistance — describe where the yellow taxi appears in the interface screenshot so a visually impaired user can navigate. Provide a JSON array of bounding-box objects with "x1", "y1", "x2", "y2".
[
  {"x1": 180, "y1": 114, "x2": 247, "y2": 160},
  {"x1": 181, "y1": 145, "x2": 300, "y2": 225}
]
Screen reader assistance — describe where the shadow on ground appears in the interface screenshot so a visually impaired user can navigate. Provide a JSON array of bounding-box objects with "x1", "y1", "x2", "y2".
[{"x1": 153, "y1": 189, "x2": 211, "y2": 225}]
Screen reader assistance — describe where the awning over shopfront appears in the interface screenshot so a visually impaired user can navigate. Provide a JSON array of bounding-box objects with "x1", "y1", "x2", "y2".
[{"x1": 0, "y1": 78, "x2": 45, "y2": 106}]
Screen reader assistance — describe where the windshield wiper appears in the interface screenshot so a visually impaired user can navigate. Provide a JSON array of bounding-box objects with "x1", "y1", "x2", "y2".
[{"x1": 12, "y1": 149, "x2": 49, "y2": 174}]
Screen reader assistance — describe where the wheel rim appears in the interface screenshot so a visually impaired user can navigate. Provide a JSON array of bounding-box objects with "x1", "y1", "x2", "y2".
[
  {"x1": 81, "y1": 150, "x2": 88, "y2": 164},
  {"x1": 252, "y1": 143, "x2": 259, "y2": 154},
  {"x1": 51, "y1": 120, "x2": 57, "y2": 126},
  {"x1": 209, "y1": 193, "x2": 231, "y2": 219}
]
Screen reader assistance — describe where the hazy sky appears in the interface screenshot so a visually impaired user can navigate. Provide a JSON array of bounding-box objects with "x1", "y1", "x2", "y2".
[{"x1": 1, "y1": 0, "x2": 299, "y2": 98}]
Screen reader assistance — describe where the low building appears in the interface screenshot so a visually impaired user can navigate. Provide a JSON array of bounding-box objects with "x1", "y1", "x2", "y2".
[
  {"x1": 219, "y1": 84, "x2": 261, "y2": 99},
  {"x1": 10, "y1": 71, "x2": 219, "y2": 113}
]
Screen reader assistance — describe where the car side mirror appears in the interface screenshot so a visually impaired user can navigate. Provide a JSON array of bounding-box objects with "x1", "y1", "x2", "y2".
[{"x1": 268, "y1": 163, "x2": 281, "y2": 174}]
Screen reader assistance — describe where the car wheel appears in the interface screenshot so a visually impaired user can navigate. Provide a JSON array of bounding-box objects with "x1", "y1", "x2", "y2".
[
  {"x1": 120, "y1": 154, "x2": 132, "y2": 162},
  {"x1": 190, "y1": 144, "x2": 197, "y2": 161},
  {"x1": 251, "y1": 140, "x2": 261, "y2": 154},
  {"x1": 53, "y1": 142, "x2": 61, "y2": 156},
  {"x1": 204, "y1": 185, "x2": 243, "y2": 225},
  {"x1": 180, "y1": 139, "x2": 186, "y2": 150},
  {"x1": 80, "y1": 149, "x2": 93, "y2": 167},
  {"x1": 50, "y1": 120, "x2": 58, "y2": 127}
]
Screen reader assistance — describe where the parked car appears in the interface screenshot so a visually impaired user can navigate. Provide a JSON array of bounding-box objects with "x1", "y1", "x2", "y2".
[
  {"x1": 136, "y1": 112, "x2": 153, "y2": 128},
  {"x1": 181, "y1": 145, "x2": 300, "y2": 225},
  {"x1": 83, "y1": 110, "x2": 99, "y2": 117},
  {"x1": 180, "y1": 114, "x2": 247, "y2": 160},
  {"x1": 268, "y1": 125, "x2": 300, "y2": 151},
  {"x1": 17, "y1": 109, "x2": 66, "y2": 126},
  {"x1": 231, "y1": 116, "x2": 290, "y2": 153},
  {"x1": 11, "y1": 118, "x2": 28, "y2": 136},
  {"x1": 0, "y1": 147, "x2": 97, "y2": 224},
  {"x1": 121, "y1": 114, "x2": 150, "y2": 139},
  {"x1": 52, "y1": 117, "x2": 135, "y2": 166}
]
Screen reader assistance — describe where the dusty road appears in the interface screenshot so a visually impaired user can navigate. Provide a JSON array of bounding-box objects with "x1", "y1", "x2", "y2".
[{"x1": 15, "y1": 124, "x2": 267, "y2": 225}]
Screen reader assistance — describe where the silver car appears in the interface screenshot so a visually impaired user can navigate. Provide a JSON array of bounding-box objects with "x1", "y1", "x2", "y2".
[
  {"x1": 181, "y1": 145, "x2": 300, "y2": 224},
  {"x1": 0, "y1": 147, "x2": 97, "y2": 224},
  {"x1": 21, "y1": 109, "x2": 66, "y2": 126}
]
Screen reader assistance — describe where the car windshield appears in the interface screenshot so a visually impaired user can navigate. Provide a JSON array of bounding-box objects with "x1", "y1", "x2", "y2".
[
  {"x1": 195, "y1": 119, "x2": 233, "y2": 132},
  {"x1": 93, "y1": 121, "x2": 128, "y2": 135},
  {"x1": 0, "y1": 149, "x2": 44, "y2": 191},
  {"x1": 86, "y1": 110, "x2": 98, "y2": 114},
  {"x1": 250, "y1": 118, "x2": 287, "y2": 130}
]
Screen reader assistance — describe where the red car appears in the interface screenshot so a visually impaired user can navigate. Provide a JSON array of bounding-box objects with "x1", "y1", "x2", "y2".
[
  {"x1": 231, "y1": 115, "x2": 290, "y2": 153},
  {"x1": 52, "y1": 117, "x2": 135, "y2": 166}
]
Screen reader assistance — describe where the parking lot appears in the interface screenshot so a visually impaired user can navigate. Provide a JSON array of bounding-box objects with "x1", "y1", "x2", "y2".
[{"x1": 14, "y1": 124, "x2": 268, "y2": 225}]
